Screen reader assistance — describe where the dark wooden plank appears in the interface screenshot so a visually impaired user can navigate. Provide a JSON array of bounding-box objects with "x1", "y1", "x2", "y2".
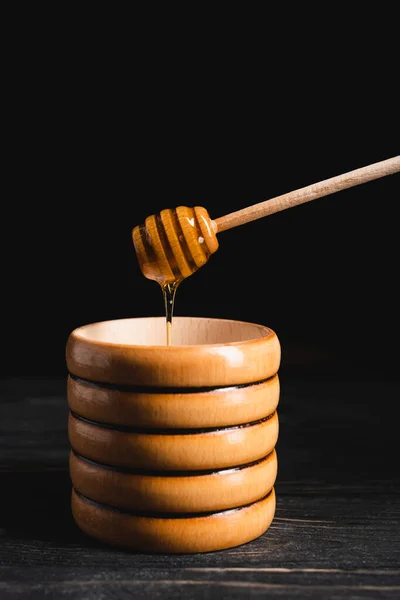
[
  {"x1": 1, "y1": 574, "x2": 399, "y2": 599},
  {"x1": 1, "y1": 377, "x2": 399, "y2": 598},
  {"x1": 0, "y1": 476, "x2": 399, "y2": 568}
]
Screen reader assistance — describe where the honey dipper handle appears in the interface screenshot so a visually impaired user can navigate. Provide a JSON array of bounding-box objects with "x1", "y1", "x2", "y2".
[{"x1": 213, "y1": 156, "x2": 400, "y2": 233}]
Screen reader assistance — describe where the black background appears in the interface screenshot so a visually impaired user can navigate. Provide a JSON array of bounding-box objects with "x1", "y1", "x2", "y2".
[
  {"x1": 2, "y1": 31, "x2": 399, "y2": 382},
  {"x1": 1, "y1": 15, "x2": 400, "y2": 598},
  {"x1": 4, "y1": 144, "x2": 398, "y2": 381}
]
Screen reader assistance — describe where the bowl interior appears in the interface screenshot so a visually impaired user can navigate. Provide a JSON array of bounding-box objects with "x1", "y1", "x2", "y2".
[{"x1": 73, "y1": 317, "x2": 271, "y2": 346}]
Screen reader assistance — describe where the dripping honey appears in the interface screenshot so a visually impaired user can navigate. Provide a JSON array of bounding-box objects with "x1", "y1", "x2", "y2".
[{"x1": 132, "y1": 207, "x2": 218, "y2": 345}]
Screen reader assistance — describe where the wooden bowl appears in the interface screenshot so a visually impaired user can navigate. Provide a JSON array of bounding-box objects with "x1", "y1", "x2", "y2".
[
  {"x1": 70, "y1": 449, "x2": 277, "y2": 513},
  {"x1": 66, "y1": 316, "x2": 281, "y2": 552},
  {"x1": 71, "y1": 487, "x2": 276, "y2": 553},
  {"x1": 68, "y1": 410, "x2": 279, "y2": 470},
  {"x1": 66, "y1": 316, "x2": 280, "y2": 387},
  {"x1": 67, "y1": 373, "x2": 280, "y2": 428}
]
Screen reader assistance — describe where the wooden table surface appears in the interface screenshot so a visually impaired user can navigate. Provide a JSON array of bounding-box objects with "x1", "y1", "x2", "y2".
[{"x1": 1, "y1": 376, "x2": 399, "y2": 599}]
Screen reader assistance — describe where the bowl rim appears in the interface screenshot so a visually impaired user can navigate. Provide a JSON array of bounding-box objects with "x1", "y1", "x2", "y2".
[{"x1": 69, "y1": 315, "x2": 275, "y2": 350}]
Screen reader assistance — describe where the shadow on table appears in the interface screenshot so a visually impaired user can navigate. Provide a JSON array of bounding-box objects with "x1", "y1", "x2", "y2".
[{"x1": 0, "y1": 468, "x2": 95, "y2": 546}]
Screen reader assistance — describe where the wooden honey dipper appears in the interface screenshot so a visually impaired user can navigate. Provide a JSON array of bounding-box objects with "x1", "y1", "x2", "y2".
[{"x1": 132, "y1": 156, "x2": 399, "y2": 288}]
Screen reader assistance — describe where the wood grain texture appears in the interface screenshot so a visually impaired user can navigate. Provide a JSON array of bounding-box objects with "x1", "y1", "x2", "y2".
[
  {"x1": 214, "y1": 156, "x2": 400, "y2": 232},
  {"x1": 1, "y1": 377, "x2": 399, "y2": 598},
  {"x1": 71, "y1": 487, "x2": 276, "y2": 553},
  {"x1": 66, "y1": 316, "x2": 281, "y2": 387},
  {"x1": 67, "y1": 373, "x2": 280, "y2": 428},
  {"x1": 131, "y1": 158, "x2": 400, "y2": 287},
  {"x1": 68, "y1": 410, "x2": 279, "y2": 470},
  {"x1": 69, "y1": 449, "x2": 277, "y2": 512}
]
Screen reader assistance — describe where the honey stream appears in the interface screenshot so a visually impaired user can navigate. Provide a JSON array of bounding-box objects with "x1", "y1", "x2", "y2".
[
  {"x1": 132, "y1": 207, "x2": 218, "y2": 346},
  {"x1": 163, "y1": 282, "x2": 178, "y2": 346}
]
